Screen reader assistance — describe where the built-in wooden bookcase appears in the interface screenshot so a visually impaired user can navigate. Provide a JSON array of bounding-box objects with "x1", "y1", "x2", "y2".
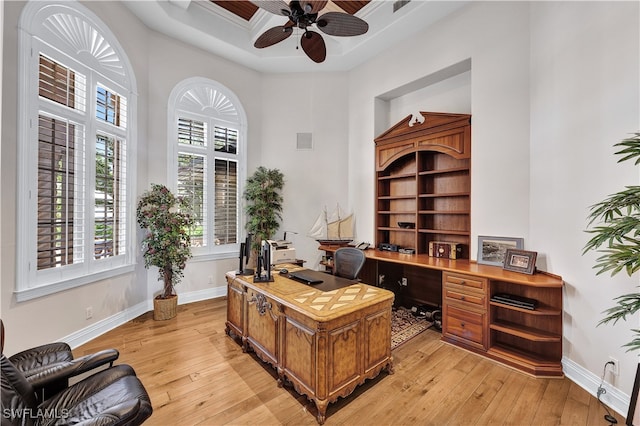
[
  {"x1": 487, "y1": 279, "x2": 563, "y2": 373},
  {"x1": 375, "y1": 112, "x2": 471, "y2": 256}
]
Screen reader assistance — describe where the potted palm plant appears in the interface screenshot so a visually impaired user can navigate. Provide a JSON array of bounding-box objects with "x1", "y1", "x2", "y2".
[
  {"x1": 137, "y1": 184, "x2": 194, "y2": 320},
  {"x1": 244, "y1": 167, "x2": 285, "y2": 254},
  {"x1": 584, "y1": 132, "x2": 640, "y2": 351}
]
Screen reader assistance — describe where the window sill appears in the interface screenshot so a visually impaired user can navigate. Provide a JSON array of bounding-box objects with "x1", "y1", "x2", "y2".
[
  {"x1": 189, "y1": 251, "x2": 236, "y2": 263},
  {"x1": 15, "y1": 264, "x2": 136, "y2": 302}
]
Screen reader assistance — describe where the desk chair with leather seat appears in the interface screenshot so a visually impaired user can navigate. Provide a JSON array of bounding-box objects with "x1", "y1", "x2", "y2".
[
  {"x1": 1, "y1": 319, "x2": 119, "y2": 400},
  {"x1": 1, "y1": 353, "x2": 152, "y2": 425},
  {"x1": 333, "y1": 247, "x2": 366, "y2": 280}
]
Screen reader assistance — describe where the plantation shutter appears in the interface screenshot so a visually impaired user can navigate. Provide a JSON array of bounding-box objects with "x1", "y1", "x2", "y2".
[
  {"x1": 37, "y1": 115, "x2": 79, "y2": 269},
  {"x1": 214, "y1": 159, "x2": 237, "y2": 245},
  {"x1": 95, "y1": 134, "x2": 126, "y2": 259},
  {"x1": 214, "y1": 126, "x2": 237, "y2": 154},
  {"x1": 179, "y1": 118, "x2": 206, "y2": 147},
  {"x1": 177, "y1": 152, "x2": 206, "y2": 247},
  {"x1": 37, "y1": 55, "x2": 87, "y2": 270}
]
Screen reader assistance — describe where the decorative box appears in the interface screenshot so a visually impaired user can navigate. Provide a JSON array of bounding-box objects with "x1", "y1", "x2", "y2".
[{"x1": 428, "y1": 241, "x2": 463, "y2": 259}]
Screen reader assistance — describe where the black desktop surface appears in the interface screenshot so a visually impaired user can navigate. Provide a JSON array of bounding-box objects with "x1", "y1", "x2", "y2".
[{"x1": 287, "y1": 269, "x2": 358, "y2": 291}]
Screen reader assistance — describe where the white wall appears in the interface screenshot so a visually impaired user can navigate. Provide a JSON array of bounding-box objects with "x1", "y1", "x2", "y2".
[
  {"x1": 347, "y1": 0, "x2": 639, "y2": 413},
  {"x1": 529, "y1": 0, "x2": 639, "y2": 402},
  {"x1": 259, "y1": 72, "x2": 350, "y2": 269},
  {"x1": 388, "y1": 70, "x2": 472, "y2": 124}
]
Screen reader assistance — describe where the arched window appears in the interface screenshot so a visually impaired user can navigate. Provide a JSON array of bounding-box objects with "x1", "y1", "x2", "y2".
[
  {"x1": 16, "y1": 1, "x2": 137, "y2": 300},
  {"x1": 168, "y1": 78, "x2": 247, "y2": 259}
]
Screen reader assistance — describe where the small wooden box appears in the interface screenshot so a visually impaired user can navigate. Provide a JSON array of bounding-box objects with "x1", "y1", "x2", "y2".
[{"x1": 429, "y1": 241, "x2": 463, "y2": 259}]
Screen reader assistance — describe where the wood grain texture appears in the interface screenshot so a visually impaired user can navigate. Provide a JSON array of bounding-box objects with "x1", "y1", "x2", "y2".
[{"x1": 74, "y1": 299, "x2": 626, "y2": 425}]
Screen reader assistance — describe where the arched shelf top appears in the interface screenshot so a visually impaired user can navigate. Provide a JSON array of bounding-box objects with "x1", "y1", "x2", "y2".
[{"x1": 375, "y1": 112, "x2": 471, "y2": 171}]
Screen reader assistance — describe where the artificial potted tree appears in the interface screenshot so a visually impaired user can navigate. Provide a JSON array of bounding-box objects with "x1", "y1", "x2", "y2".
[
  {"x1": 244, "y1": 167, "x2": 285, "y2": 255},
  {"x1": 584, "y1": 132, "x2": 640, "y2": 352},
  {"x1": 137, "y1": 184, "x2": 194, "y2": 320}
]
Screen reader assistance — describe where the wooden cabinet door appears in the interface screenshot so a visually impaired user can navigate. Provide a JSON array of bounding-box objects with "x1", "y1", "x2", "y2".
[
  {"x1": 326, "y1": 320, "x2": 361, "y2": 399},
  {"x1": 363, "y1": 309, "x2": 392, "y2": 375},
  {"x1": 225, "y1": 278, "x2": 244, "y2": 338},
  {"x1": 281, "y1": 316, "x2": 316, "y2": 396},
  {"x1": 245, "y1": 289, "x2": 279, "y2": 367}
]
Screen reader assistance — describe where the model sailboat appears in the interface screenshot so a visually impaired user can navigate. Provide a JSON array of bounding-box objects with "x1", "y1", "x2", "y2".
[{"x1": 308, "y1": 204, "x2": 354, "y2": 245}]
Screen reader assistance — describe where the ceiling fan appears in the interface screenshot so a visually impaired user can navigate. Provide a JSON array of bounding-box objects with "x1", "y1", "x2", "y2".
[{"x1": 251, "y1": 0, "x2": 369, "y2": 63}]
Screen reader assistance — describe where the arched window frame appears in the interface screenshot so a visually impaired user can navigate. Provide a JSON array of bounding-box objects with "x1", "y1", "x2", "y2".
[
  {"x1": 16, "y1": 1, "x2": 138, "y2": 301},
  {"x1": 168, "y1": 77, "x2": 247, "y2": 261}
]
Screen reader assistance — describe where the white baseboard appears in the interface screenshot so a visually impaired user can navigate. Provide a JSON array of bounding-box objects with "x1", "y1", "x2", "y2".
[
  {"x1": 63, "y1": 286, "x2": 228, "y2": 350},
  {"x1": 178, "y1": 286, "x2": 227, "y2": 305},
  {"x1": 563, "y1": 356, "x2": 630, "y2": 417}
]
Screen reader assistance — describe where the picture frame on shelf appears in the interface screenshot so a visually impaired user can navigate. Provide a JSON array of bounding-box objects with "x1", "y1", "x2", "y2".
[
  {"x1": 503, "y1": 249, "x2": 537, "y2": 274},
  {"x1": 477, "y1": 236, "x2": 524, "y2": 267}
]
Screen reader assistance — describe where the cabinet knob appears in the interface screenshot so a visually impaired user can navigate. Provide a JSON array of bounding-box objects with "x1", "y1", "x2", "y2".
[
  {"x1": 460, "y1": 280, "x2": 466, "y2": 285},
  {"x1": 461, "y1": 295, "x2": 466, "y2": 301},
  {"x1": 460, "y1": 322, "x2": 465, "y2": 327}
]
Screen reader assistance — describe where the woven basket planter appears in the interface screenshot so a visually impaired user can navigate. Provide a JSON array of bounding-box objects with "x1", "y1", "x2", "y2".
[{"x1": 153, "y1": 294, "x2": 177, "y2": 320}]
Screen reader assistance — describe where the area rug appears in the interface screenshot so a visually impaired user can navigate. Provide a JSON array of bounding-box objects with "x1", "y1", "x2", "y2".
[{"x1": 391, "y1": 307, "x2": 433, "y2": 351}]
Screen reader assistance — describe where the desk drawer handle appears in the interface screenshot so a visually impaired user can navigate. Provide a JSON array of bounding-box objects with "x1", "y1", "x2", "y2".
[
  {"x1": 460, "y1": 295, "x2": 466, "y2": 301},
  {"x1": 460, "y1": 322, "x2": 466, "y2": 328},
  {"x1": 460, "y1": 280, "x2": 466, "y2": 285}
]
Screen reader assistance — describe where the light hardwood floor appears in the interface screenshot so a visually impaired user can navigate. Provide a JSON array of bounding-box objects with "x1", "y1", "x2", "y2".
[{"x1": 74, "y1": 298, "x2": 626, "y2": 425}]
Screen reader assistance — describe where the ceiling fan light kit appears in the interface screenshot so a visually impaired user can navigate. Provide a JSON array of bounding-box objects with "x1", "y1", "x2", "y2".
[{"x1": 252, "y1": 0, "x2": 369, "y2": 63}]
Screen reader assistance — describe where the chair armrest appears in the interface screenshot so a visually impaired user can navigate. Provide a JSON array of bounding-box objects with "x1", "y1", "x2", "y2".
[
  {"x1": 9, "y1": 342, "x2": 73, "y2": 369},
  {"x1": 27, "y1": 348, "x2": 119, "y2": 390}
]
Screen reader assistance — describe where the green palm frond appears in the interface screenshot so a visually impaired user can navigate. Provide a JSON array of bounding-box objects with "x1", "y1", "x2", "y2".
[{"x1": 584, "y1": 132, "x2": 640, "y2": 352}]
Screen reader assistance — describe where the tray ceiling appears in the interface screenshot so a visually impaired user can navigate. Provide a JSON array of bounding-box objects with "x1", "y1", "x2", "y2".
[{"x1": 123, "y1": 0, "x2": 469, "y2": 73}]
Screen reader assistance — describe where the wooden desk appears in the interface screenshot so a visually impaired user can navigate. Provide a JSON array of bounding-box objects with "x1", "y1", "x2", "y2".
[
  {"x1": 319, "y1": 246, "x2": 565, "y2": 378},
  {"x1": 225, "y1": 267, "x2": 394, "y2": 424}
]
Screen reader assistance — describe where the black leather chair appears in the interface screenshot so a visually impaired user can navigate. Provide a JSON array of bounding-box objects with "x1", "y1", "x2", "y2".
[
  {"x1": 333, "y1": 247, "x2": 366, "y2": 280},
  {"x1": 1, "y1": 319, "x2": 119, "y2": 400},
  {"x1": 1, "y1": 353, "x2": 152, "y2": 425}
]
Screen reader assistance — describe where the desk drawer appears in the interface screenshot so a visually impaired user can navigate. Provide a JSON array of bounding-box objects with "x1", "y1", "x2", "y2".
[
  {"x1": 444, "y1": 288, "x2": 485, "y2": 308},
  {"x1": 443, "y1": 272, "x2": 487, "y2": 292},
  {"x1": 444, "y1": 305, "x2": 485, "y2": 347}
]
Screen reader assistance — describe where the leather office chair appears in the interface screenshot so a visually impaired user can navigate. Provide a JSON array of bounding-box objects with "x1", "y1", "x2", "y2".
[
  {"x1": 1, "y1": 319, "x2": 119, "y2": 400},
  {"x1": 333, "y1": 247, "x2": 366, "y2": 280},
  {"x1": 1, "y1": 353, "x2": 152, "y2": 425}
]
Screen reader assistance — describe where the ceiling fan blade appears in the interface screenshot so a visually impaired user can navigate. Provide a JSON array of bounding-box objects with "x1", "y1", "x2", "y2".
[
  {"x1": 250, "y1": 0, "x2": 291, "y2": 17},
  {"x1": 300, "y1": 31, "x2": 326, "y2": 63},
  {"x1": 300, "y1": 1, "x2": 328, "y2": 14},
  {"x1": 316, "y1": 12, "x2": 369, "y2": 37},
  {"x1": 254, "y1": 25, "x2": 294, "y2": 48}
]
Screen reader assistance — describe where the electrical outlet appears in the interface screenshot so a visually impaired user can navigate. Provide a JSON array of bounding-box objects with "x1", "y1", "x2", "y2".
[
  {"x1": 401, "y1": 277, "x2": 408, "y2": 286},
  {"x1": 85, "y1": 306, "x2": 93, "y2": 320},
  {"x1": 608, "y1": 356, "x2": 619, "y2": 376},
  {"x1": 208, "y1": 275, "x2": 214, "y2": 285}
]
